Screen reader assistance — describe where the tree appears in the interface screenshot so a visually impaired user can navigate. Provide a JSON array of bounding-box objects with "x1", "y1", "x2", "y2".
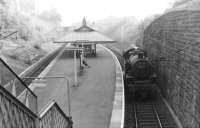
[
  {"x1": 0, "y1": 0, "x2": 6, "y2": 6},
  {"x1": 173, "y1": 0, "x2": 192, "y2": 7},
  {"x1": 38, "y1": 9, "x2": 61, "y2": 26}
]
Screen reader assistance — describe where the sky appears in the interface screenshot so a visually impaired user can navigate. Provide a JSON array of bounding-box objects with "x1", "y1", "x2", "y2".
[{"x1": 35, "y1": 0, "x2": 176, "y2": 26}]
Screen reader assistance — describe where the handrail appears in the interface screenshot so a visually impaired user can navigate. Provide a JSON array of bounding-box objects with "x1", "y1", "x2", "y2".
[
  {"x1": 0, "y1": 58, "x2": 37, "y2": 97},
  {"x1": 0, "y1": 85, "x2": 37, "y2": 128},
  {"x1": 153, "y1": 105, "x2": 163, "y2": 128},
  {"x1": 39, "y1": 99, "x2": 70, "y2": 120},
  {"x1": 1, "y1": 31, "x2": 18, "y2": 39},
  {"x1": 16, "y1": 44, "x2": 65, "y2": 111},
  {"x1": 134, "y1": 104, "x2": 138, "y2": 128},
  {"x1": 21, "y1": 75, "x2": 71, "y2": 117},
  {"x1": 0, "y1": 85, "x2": 37, "y2": 118},
  {"x1": 19, "y1": 44, "x2": 66, "y2": 83},
  {"x1": 39, "y1": 99, "x2": 72, "y2": 128},
  {"x1": 0, "y1": 58, "x2": 38, "y2": 113},
  {"x1": 39, "y1": 100, "x2": 56, "y2": 118}
]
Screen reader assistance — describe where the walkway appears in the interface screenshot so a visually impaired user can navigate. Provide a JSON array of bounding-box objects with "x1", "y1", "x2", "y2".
[{"x1": 33, "y1": 45, "x2": 116, "y2": 128}]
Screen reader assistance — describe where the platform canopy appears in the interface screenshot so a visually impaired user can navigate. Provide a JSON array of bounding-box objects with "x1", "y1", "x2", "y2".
[{"x1": 54, "y1": 18, "x2": 115, "y2": 44}]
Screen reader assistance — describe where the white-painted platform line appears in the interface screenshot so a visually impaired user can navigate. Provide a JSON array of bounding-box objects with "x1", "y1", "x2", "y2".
[
  {"x1": 37, "y1": 45, "x2": 66, "y2": 78},
  {"x1": 29, "y1": 44, "x2": 69, "y2": 90},
  {"x1": 18, "y1": 45, "x2": 66, "y2": 100},
  {"x1": 100, "y1": 44, "x2": 125, "y2": 128}
]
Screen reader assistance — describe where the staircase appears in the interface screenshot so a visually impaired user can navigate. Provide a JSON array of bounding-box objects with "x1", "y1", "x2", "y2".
[{"x1": 0, "y1": 58, "x2": 72, "y2": 128}]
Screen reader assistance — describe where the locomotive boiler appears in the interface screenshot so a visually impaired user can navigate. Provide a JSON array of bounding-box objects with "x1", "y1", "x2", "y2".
[{"x1": 124, "y1": 48, "x2": 157, "y2": 100}]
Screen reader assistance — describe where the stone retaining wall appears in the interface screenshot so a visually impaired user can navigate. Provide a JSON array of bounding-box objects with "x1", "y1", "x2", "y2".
[{"x1": 143, "y1": 10, "x2": 200, "y2": 128}]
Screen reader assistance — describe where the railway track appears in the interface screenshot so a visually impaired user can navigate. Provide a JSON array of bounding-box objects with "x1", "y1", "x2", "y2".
[
  {"x1": 22, "y1": 52, "x2": 58, "y2": 85},
  {"x1": 106, "y1": 46, "x2": 124, "y2": 69},
  {"x1": 106, "y1": 46, "x2": 177, "y2": 128},
  {"x1": 124, "y1": 98, "x2": 178, "y2": 128}
]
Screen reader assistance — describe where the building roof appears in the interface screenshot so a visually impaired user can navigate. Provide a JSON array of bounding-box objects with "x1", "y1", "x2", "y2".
[
  {"x1": 54, "y1": 18, "x2": 115, "y2": 44},
  {"x1": 74, "y1": 17, "x2": 95, "y2": 32}
]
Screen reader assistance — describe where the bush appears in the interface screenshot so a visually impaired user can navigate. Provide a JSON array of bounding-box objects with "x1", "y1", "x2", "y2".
[
  {"x1": 33, "y1": 44, "x2": 41, "y2": 49},
  {"x1": 23, "y1": 59, "x2": 32, "y2": 65},
  {"x1": 173, "y1": 0, "x2": 192, "y2": 7},
  {"x1": 8, "y1": 54, "x2": 18, "y2": 60}
]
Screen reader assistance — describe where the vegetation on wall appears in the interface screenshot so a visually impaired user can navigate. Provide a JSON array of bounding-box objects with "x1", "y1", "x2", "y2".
[
  {"x1": 173, "y1": 0, "x2": 193, "y2": 7},
  {"x1": 0, "y1": 0, "x2": 64, "y2": 74}
]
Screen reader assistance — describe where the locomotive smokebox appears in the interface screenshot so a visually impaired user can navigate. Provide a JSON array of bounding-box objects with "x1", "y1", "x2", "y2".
[
  {"x1": 124, "y1": 48, "x2": 154, "y2": 81},
  {"x1": 129, "y1": 58, "x2": 153, "y2": 80},
  {"x1": 124, "y1": 47, "x2": 157, "y2": 100}
]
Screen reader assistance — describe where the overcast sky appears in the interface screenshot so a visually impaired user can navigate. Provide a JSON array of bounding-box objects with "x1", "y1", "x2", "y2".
[{"x1": 35, "y1": 0, "x2": 176, "y2": 26}]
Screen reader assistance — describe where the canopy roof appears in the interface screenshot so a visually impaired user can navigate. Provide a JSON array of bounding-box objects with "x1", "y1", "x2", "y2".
[{"x1": 54, "y1": 18, "x2": 115, "y2": 44}]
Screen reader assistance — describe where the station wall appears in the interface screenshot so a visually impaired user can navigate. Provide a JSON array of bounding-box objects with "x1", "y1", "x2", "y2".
[{"x1": 143, "y1": 10, "x2": 200, "y2": 128}]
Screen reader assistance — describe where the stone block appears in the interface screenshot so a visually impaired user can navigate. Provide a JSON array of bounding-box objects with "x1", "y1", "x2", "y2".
[{"x1": 143, "y1": 10, "x2": 200, "y2": 127}]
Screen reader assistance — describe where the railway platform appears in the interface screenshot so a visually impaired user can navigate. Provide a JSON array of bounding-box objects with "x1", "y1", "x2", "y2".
[{"x1": 29, "y1": 45, "x2": 124, "y2": 128}]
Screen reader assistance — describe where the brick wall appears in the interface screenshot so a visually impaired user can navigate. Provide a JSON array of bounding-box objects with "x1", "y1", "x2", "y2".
[{"x1": 143, "y1": 10, "x2": 200, "y2": 128}]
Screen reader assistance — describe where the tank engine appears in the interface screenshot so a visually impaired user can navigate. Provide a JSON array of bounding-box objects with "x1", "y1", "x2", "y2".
[{"x1": 124, "y1": 48, "x2": 157, "y2": 100}]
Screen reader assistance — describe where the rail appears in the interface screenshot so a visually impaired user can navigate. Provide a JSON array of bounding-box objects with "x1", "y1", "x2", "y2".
[
  {"x1": 153, "y1": 105, "x2": 163, "y2": 128},
  {"x1": 134, "y1": 103, "x2": 161, "y2": 128},
  {"x1": 20, "y1": 44, "x2": 66, "y2": 86},
  {"x1": 126, "y1": 101, "x2": 178, "y2": 128},
  {"x1": 15, "y1": 44, "x2": 65, "y2": 113},
  {"x1": 0, "y1": 58, "x2": 38, "y2": 114},
  {"x1": 133, "y1": 104, "x2": 138, "y2": 128},
  {"x1": 22, "y1": 76, "x2": 72, "y2": 117},
  {"x1": 39, "y1": 100, "x2": 72, "y2": 128},
  {"x1": 0, "y1": 85, "x2": 38, "y2": 128},
  {"x1": 0, "y1": 49, "x2": 72, "y2": 127}
]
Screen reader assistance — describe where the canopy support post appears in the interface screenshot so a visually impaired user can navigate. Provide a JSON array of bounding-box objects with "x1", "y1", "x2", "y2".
[{"x1": 74, "y1": 50, "x2": 78, "y2": 86}]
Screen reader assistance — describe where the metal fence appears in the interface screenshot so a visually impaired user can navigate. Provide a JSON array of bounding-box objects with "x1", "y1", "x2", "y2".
[
  {"x1": 0, "y1": 58, "x2": 72, "y2": 128},
  {"x1": 0, "y1": 82, "x2": 37, "y2": 128},
  {"x1": 0, "y1": 58, "x2": 38, "y2": 114},
  {"x1": 39, "y1": 100, "x2": 72, "y2": 128}
]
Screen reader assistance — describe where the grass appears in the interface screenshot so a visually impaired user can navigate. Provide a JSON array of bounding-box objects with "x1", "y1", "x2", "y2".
[
  {"x1": 23, "y1": 59, "x2": 32, "y2": 65},
  {"x1": 7, "y1": 54, "x2": 18, "y2": 60}
]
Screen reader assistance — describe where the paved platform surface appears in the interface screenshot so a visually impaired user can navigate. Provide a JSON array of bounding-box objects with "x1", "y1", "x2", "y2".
[{"x1": 33, "y1": 45, "x2": 116, "y2": 128}]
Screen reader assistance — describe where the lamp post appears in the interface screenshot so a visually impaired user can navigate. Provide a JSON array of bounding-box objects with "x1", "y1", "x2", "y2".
[
  {"x1": 73, "y1": 50, "x2": 77, "y2": 86},
  {"x1": 64, "y1": 47, "x2": 83, "y2": 86}
]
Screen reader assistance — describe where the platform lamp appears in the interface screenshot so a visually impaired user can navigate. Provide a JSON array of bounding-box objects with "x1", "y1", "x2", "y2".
[
  {"x1": 21, "y1": 76, "x2": 73, "y2": 127},
  {"x1": 64, "y1": 47, "x2": 84, "y2": 86}
]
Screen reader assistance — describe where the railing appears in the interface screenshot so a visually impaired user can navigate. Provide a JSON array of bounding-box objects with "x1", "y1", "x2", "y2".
[
  {"x1": 17, "y1": 44, "x2": 65, "y2": 114},
  {"x1": 0, "y1": 58, "x2": 38, "y2": 114},
  {"x1": 0, "y1": 81, "x2": 37, "y2": 128},
  {"x1": 39, "y1": 100, "x2": 72, "y2": 128},
  {"x1": 0, "y1": 57, "x2": 72, "y2": 128},
  {"x1": 20, "y1": 44, "x2": 66, "y2": 86}
]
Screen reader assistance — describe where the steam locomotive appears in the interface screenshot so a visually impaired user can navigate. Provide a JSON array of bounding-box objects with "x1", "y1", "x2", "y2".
[{"x1": 124, "y1": 47, "x2": 157, "y2": 100}]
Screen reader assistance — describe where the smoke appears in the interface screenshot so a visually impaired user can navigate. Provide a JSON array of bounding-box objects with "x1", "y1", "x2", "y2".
[{"x1": 94, "y1": 16, "x2": 157, "y2": 51}]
